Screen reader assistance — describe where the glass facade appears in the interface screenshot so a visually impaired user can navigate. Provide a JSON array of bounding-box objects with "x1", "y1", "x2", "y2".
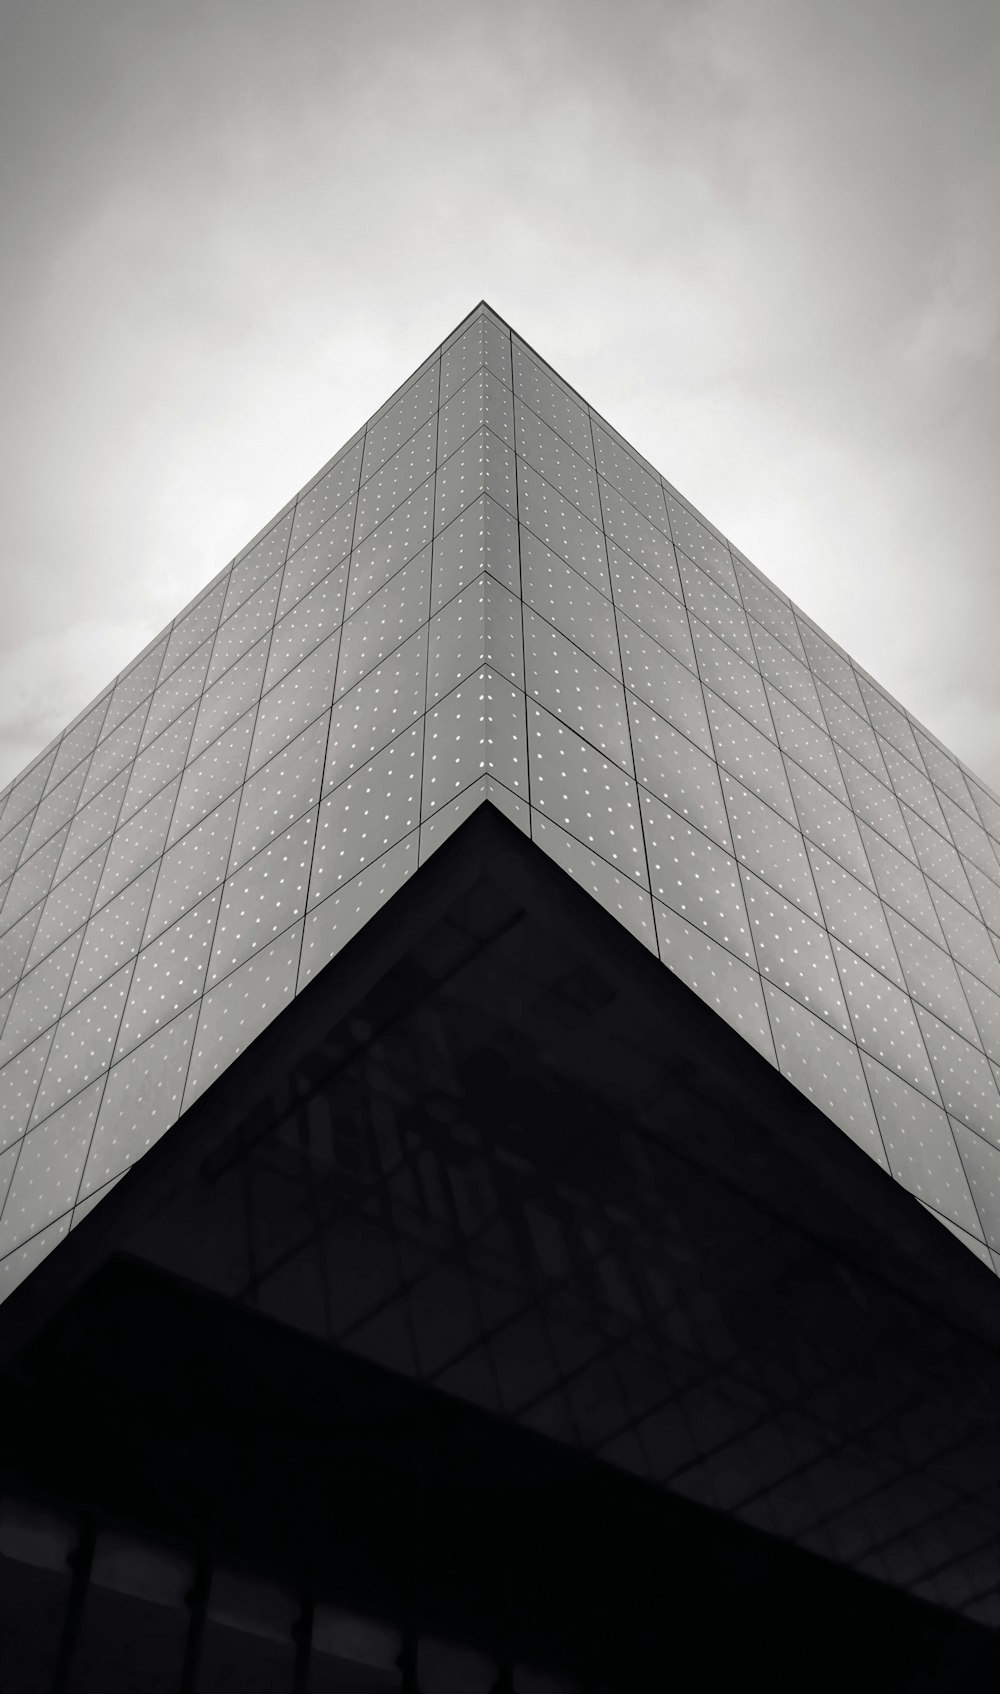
[{"x1": 2, "y1": 299, "x2": 1000, "y2": 1296}]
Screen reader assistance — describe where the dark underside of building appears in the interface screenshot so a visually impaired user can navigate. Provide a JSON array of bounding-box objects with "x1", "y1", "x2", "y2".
[{"x1": 1, "y1": 806, "x2": 998, "y2": 1692}]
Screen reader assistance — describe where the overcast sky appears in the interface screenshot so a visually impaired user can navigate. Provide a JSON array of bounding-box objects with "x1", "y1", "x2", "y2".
[{"x1": 1, "y1": 0, "x2": 998, "y2": 794}]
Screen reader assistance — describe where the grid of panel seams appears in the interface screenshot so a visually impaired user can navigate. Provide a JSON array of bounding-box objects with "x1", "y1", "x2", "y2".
[{"x1": 1, "y1": 303, "x2": 1000, "y2": 1292}]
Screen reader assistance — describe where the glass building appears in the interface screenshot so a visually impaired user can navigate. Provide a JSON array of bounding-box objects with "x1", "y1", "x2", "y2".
[{"x1": 0, "y1": 303, "x2": 998, "y2": 1690}]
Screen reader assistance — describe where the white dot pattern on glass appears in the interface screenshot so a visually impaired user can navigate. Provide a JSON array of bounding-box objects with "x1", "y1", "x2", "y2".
[
  {"x1": 524, "y1": 609, "x2": 632, "y2": 774},
  {"x1": 515, "y1": 343, "x2": 593, "y2": 460},
  {"x1": 311, "y1": 722, "x2": 423, "y2": 906},
  {"x1": 4, "y1": 301, "x2": 1000, "y2": 1286},
  {"x1": 763, "y1": 982, "x2": 886, "y2": 1167},
  {"x1": 515, "y1": 399, "x2": 601, "y2": 525},
  {"x1": 289, "y1": 442, "x2": 363, "y2": 556},
  {"x1": 641, "y1": 791, "x2": 752, "y2": 962}
]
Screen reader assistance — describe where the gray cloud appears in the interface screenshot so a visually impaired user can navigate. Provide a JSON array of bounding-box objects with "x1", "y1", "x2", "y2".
[{"x1": 1, "y1": 0, "x2": 998, "y2": 786}]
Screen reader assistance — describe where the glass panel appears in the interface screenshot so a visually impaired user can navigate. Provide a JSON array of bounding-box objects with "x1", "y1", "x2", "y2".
[
  {"x1": 627, "y1": 694, "x2": 732, "y2": 851},
  {"x1": 207, "y1": 572, "x2": 283, "y2": 689},
  {"x1": 78, "y1": 702, "x2": 146, "y2": 808},
  {"x1": 592, "y1": 424, "x2": 665, "y2": 528},
  {"x1": 813, "y1": 682, "x2": 883, "y2": 780},
  {"x1": 436, "y1": 428, "x2": 515, "y2": 534},
  {"x1": 0, "y1": 814, "x2": 33, "y2": 884},
  {"x1": 437, "y1": 366, "x2": 513, "y2": 462},
  {"x1": 208, "y1": 810, "x2": 316, "y2": 986},
  {"x1": 874, "y1": 740, "x2": 946, "y2": 835},
  {"x1": 733, "y1": 562, "x2": 806, "y2": 661},
  {"x1": 677, "y1": 555, "x2": 755, "y2": 664},
  {"x1": 664, "y1": 495, "x2": 739, "y2": 597},
  {"x1": 741, "y1": 868, "x2": 851, "y2": 1035},
  {"x1": 355, "y1": 419, "x2": 436, "y2": 546},
  {"x1": 21, "y1": 762, "x2": 90, "y2": 860},
  {"x1": 440, "y1": 317, "x2": 489, "y2": 403},
  {"x1": 222, "y1": 514, "x2": 292, "y2": 622},
  {"x1": 46, "y1": 698, "x2": 111, "y2": 792},
  {"x1": 837, "y1": 754, "x2": 912, "y2": 860},
  {"x1": 417, "y1": 1637, "x2": 496, "y2": 1693},
  {"x1": 120, "y1": 704, "x2": 196, "y2": 823},
  {"x1": 929, "y1": 882, "x2": 1000, "y2": 994},
  {"x1": 641, "y1": 791, "x2": 753, "y2": 962},
  {"x1": 336, "y1": 546, "x2": 431, "y2": 700},
  {"x1": 940, "y1": 790, "x2": 996, "y2": 879},
  {"x1": 705, "y1": 693, "x2": 795, "y2": 825},
  {"x1": 1, "y1": 828, "x2": 70, "y2": 938},
  {"x1": 25, "y1": 843, "x2": 109, "y2": 973},
  {"x1": 363, "y1": 364, "x2": 439, "y2": 481},
  {"x1": 30, "y1": 962, "x2": 133, "y2": 1127},
  {"x1": 619, "y1": 616, "x2": 712, "y2": 755},
  {"x1": 116, "y1": 888, "x2": 222, "y2": 1060},
  {"x1": 830, "y1": 940, "x2": 941, "y2": 1102},
  {"x1": 517, "y1": 463, "x2": 610, "y2": 595},
  {"x1": 0, "y1": 931, "x2": 83, "y2": 1067},
  {"x1": 80, "y1": 1004, "x2": 200, "y2": 1196},
  {"x1": 787, "y1": 763, "x2": 874, "y2": 889},
  {"x1": 905, "y1": 808, "x2": 976, "y2": 910},
  {"x1": 885, "y1": 908, "x2": 980, "y2": 1042},
  {"x1": 722, "y1": 773, "x2": 821, "y2": 920},
  {"x1": 167, "y1": 709, "x2": 255, "y2": 847},
  {"x1": 967, "y1": 860, "x2": 1000, "y2": 935},
  {"x1": 184, "y1": 922, "x2": 301, "y2": 1109},
  {"x1": 797, "y1": 621, "x2": 867, "y2": 715},
  {"x1": 161, "y1": 582, "x2": 227, "y2": 684},
  {"x1": 524, "y1": 609, "x2": 632, "y2": 773},
  {"x1": 279, "y1": 503, "x2": 355, "y2": 621},
  {"x1": 522, "y1": 531, "x2": 620, "y2": 678},
  {"x1": 0, "y1": 1081, "x2": 102, "y2": 1256},
  {"x1": 311, "y1": 722, "x2": 423, "y2": 907},
  {"x1": 653, "y1": 901, "x2": 775, "y2": 1065},
  {"x1": 691, "y1": 620, "x2": 772, "y2": 738},
  {"x1": 913, "y1": 1004, "x2": 1000, "y2": 1142},
  {"x1": 300, "y1": 834, "x2": 419, "y2": 990},
  {"x1": 346, "y1": 480, "x2": 434, "y2": 617},
  {"x1": 1, "y1": 753, "x2": 59, "y2": 844},
  {"x1": 913, "y1": 727, "x2": 974, "y2": 814},
  {"x1": 609, "y1": 545, "x2": 693, "y2": 671},
  {"x1": 0, "y1": 1215, "x2": 69, "y2": 1297},
  {"x1": 324, "y1": 627, "x2": 428, "y2": 792},
  {"x1": 528, "y1": 703, "x2": 646, "y2": 884},
  {"x1": 229, "y1": 712, "x2": 328, "y2": 874},
  {"x1": 53, "y1": 769, "x2": 129, "y2": 885},
  {"x1": 515, "y1": 344, "x2": 593, "y2": 459},
  {"x1": 419, "y1": 774, "x2": 529, "y2": 861},
  {"x1": 95, "y1": 778, "x2": 179, "y2": 910},
  {"x1": 762, "y1": 983, "x2": 886, "y2": 1168},
  {"x1": 289, "y1": 440, "x2": 363, "y2": 553},
  {"x1": 0, "y1": 1029, "x2": 55, "y2": 1153},
  {"x1": 65, "y1": 864, "x2": 156, "y2": 1010},
  {"x1": 806, "y1": 843, "x2": 904, "y2": 988},
  {"x1": 145, "y1": 792, "x2": 241, "y2": 943},
  {"x1": 140, "y1": 638, "x2": 213, "y2": 750},
  {"x1": 857, "y1": 677, "x2": 923, "y2": 765},
  {"x1": 861, "y1": 1053, "x2": 982, "y2": 1232},
  {"x1": 431, "y1": 495, "x2": 519, "y2": 613},
  {"x1": 265, "y1": 562, "x2": 349, "y2": 696},
  {"x1": 751, "y1": 622, "x2": 824, "y2": 727},
  {"x1": 101, "y1": 639, "x2": 167, "y2": 738},
  {"x1": 766, "y1": 684, "x2": 848, "y2": 803},
  {"x1": 958, "y1": 966, "x2": 1000, "y2": 1064},
  {"x1": 949, "y1": 1121, "x2": 1000, "y2": 1246},
  {"x1": 858, "y1": 820, "x2": 945, "y2": 945},
  {"x1": 516, "y1": 400, "x2": 601, "y2": 524},
  {"x1": 424, "y1": 670, "x2": 527, "y2": 810},
  {"x1": 248, "y1": 632, "x2": 338, "y2": 777},
  {"x1": 191, "y1": 638, "x2": 268, "y2": 765}
]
